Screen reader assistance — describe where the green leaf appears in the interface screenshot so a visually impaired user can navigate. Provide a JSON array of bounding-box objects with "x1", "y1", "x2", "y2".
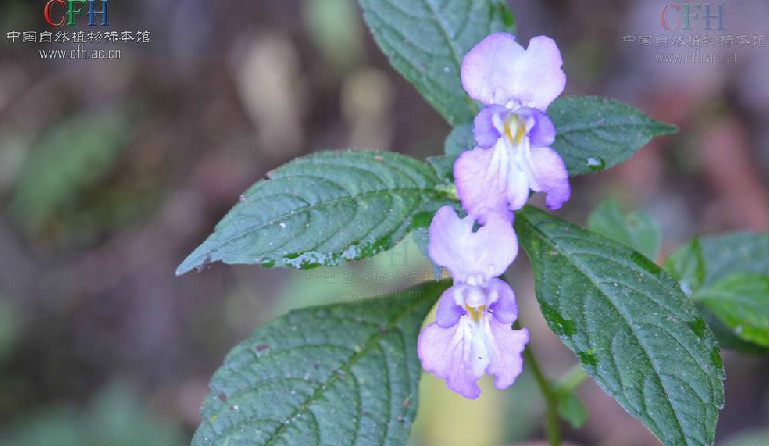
[
  {"x1": 693, "y1": 273, "x2": 769, "y2": 348},
  {"x1": 588, "y1": 199, "x2": 662, "y2": 261},
  {"x1": 664, "y1": 232, "x2": 769, "y2": 353},
  {"x1": 548, "y1": 97, "x2": 677, "y2": 176},
  {"x1": 664, "y1": 238, "x2": 706, "y2": 296},
  {"x1": 427, "y1": 122, "x2": 474, "y2": 180},
  {"x1": 191, "y1": 281, "x2": 449, "y2": 446},
  {"x1": 358, "y1": 0, "x2": 515, "y2": 125},
  {"x1": 556, "y1": 392, "x2": 587, "y2": 430},
  {"x1": 515, "y1": 207, "x2": 724, "y2": 446},
  {"x1": 697, "y1": 232, "x2": 769, "y2": 287},
  {"x1": 176, "y1": 150, "x2": 454, "y2": 275},
  {"x1": 698, "y1": 308, "x2": 769, "y2": 354}
]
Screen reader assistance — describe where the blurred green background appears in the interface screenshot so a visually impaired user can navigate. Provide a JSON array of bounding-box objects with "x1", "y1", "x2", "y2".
[{"x1": 1, "y1": 0, "x2": 768, "y2": 445}]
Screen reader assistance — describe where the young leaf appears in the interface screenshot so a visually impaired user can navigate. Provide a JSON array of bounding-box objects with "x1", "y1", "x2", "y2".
[
  {"x1": 693, "y1": 273, "x2": 769, "y2": 348},
  {"x1": 176, "y1": 150, "x2": 454, "y2": 274},
  {"x1": 515, "y1": 206, "x2": 724, "y2": 446},
  {"x1": 548, "y1": 97, "x2": 677, "y2": 176},
  {"x1": 556, "y1": 391, "x2": 587, "y2": 430},
  {"x1": 665, "y1": 234, "x2": 769, "y2": 354},
  {"x1": 191, "y1": 281, "x2": 450, "y2": 446},
  {"x1": 427, "y1": 122, "x2": 474, "y2": 180},
  {"x1": 588, "y1": 199, "x2": 662, "y2": 261},
  {"x1": 358, "y1": 0, "x2": 515, "y2": 125},
  {"x1": 664, "y1": 238, "x2": 706, "y2": 296},
  {"x1": 697, "y1": 232, "x2": 769, "y2": 287},
  {"x1": 699, "y1": 309, "x2": 769, "y2": 355}
]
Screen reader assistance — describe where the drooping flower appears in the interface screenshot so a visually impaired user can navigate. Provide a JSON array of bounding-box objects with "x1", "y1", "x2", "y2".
[
  {"x1": 418, "y1": 206, "x2": 529, "y2": 399},
  {"x1": 454, "y1": 33, "x2": 570, "y2": 221}
]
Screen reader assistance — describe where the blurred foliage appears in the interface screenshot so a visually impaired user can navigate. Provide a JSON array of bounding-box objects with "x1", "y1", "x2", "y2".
[
  {"x1": 7, "y1": 112, "x2": 127, "y2": 234},
  {"x1": 4, "y1": 109, "x2": 169, "y2": 249},
  {"x1": 722, "y1": 430, "x2": 769, "y2": 446},
  {"x1": 302, "y1": 0, "x2": 363, "y2": 73},
  {"x1": 0, "y1": 382, "x2": 185, "y2": 446},
  {"x1": 665, "y1": 233, "x2": 769, "y2": 354},
  {"x1": 588, "y1": 199, "x2": 662, "y2": 261},
  {"x1": 0, "y1": 296, "x2": 21, "y2": 365}
]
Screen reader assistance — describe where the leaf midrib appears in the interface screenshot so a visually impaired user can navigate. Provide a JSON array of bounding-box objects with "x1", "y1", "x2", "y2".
[
  {"x1": 260, "y1": 283, "x2": 445, "y2": 446},
  {"x1": 421, "y1": 0, "x2": 464, "y2": 73},
  {"x1": 518, "y1": 212, "x2": 702, "y2": 446},
  {"x1": 182, "y1": 186, "x2": 451, "y2": 270}
]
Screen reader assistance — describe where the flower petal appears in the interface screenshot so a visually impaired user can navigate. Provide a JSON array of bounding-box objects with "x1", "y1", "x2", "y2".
[
  {"x1": 435, "y1": 285, "x2": 466, "y2": 328},
  {"x1": 461, "y1": 33, "x2": 566, "y2": 110},
  {"x1": 428, "y1": 206, "x2": 517, "y2": 284},
  {"x1": 454, "y1": 147, "x2": 510, "y2": 222},
  {"x1": 418, "y1": 321, "x2": 482, "y2": 399},
  {"x1": 474, "y1": 105, "x2": 507, "y2": 149},
  {"x1": 516, "y1": 36, "x2": 567, "y2": 110},
  {"x1": 527, "y1": 146, "x2": 570, "y2": 209},
  {"x1": 484, "y1": 278, "x2": 518, "y2": 325},
  {"x1": 503, "y1": 163, "x2": 531, "y2": 212},
  {"x1": 461, "y1": 33, "x2": 525, "y2": 106},
  {"x1": 428, "y1": 206, "x2": 475, "y2": 279},
  {"x1": 485, "y1": 322, "x2": 529, "y2": 390},
  {"x1": 517, "y1": 107, "x2": 556, "y2": 147}
]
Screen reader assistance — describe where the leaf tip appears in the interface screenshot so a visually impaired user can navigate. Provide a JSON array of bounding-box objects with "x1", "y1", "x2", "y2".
[
  {"x1": 175, "y1": 250, "x2": 212, "y2": 276},
  {"x1": 658, "y1": 121, "x2": 679, "y2": 135}
]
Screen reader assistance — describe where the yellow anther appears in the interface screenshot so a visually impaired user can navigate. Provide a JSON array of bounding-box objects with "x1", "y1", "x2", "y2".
[
  {"x1": 503, "y1": 115, "x2": 526, "y2": 145},
  {"x1": 514, "y1": 121, "x2": 526, "y2": 145},
  {"x1": 464, "y1": 305, "x2": 486, "y2": 322}
]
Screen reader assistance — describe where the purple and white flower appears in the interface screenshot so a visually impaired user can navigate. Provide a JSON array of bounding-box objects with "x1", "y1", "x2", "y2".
[
  {"x1": 455, "y1": 33, "x2": 570, "y2": 221},
  {"x1": 418, "y1": 206, "x2": 529, "y2": 399}
]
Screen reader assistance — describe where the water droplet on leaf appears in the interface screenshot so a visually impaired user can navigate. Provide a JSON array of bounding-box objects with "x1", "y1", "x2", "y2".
[{"x1": 586, "y1": 156, "x2": 606, "y2": 171}]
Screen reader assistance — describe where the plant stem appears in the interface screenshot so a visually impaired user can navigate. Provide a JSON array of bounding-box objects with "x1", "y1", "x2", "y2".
[
  {"x1": 556, "y1": 363, "x2": 588, "y2": 393},
  {"x1": 505, "y1": 274, "x2": 563, "y2": 446},
  {"x1": 523, "y1": 346, "x2": 562, "y2": 446}
]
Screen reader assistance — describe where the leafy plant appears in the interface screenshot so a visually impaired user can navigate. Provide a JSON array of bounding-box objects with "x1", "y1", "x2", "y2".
[{"x1": 174, "y1": 1, "x2": 767, "y2": 445}]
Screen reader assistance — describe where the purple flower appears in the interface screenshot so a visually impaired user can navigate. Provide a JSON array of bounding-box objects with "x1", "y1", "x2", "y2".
[
  {"x1": 454, "y1": 33, "x2": 570, "y2": 221},
  {"x1": 418, "y1": 206, "x2": 529, "y2": 399}
]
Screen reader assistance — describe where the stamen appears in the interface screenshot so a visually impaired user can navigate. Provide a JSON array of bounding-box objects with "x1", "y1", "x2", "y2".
[
  {"x1": 514, "y1": 120, "x2": 526, "y2": 145},
  {"x1": 464, "y1": 304, "x2": 486, "y2": 322},
  {"x1": 503, "y1": 115, "x2": 527, "y2": 146}
]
